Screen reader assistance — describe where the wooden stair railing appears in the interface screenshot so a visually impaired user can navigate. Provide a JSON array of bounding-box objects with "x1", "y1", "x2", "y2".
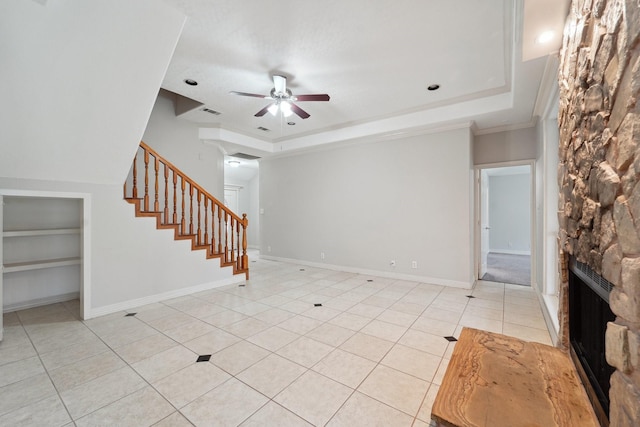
[{"x1": 123, "y1": 142, "x2": 249, "y2": 279}]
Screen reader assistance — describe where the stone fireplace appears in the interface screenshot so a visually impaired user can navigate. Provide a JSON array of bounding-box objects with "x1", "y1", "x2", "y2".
[{"x1": 557, "y1": 0, "x2": 640, "y2": 425}]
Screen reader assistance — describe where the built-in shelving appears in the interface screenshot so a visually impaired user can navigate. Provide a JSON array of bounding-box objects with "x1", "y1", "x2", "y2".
[
  {"x1": 3, "y1": 257, "x2": 81, "y2": 273},
  {"x1": 3, "y1": 228, "x2": 81, "y2": 238},
  {"x1": 2, "y1": 195, "x2": 82, "y2": 316}
]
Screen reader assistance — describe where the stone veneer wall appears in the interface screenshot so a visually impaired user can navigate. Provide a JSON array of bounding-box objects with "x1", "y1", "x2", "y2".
[{"x1": 557, "y1": 0, "x2": 640, "y2": 425}]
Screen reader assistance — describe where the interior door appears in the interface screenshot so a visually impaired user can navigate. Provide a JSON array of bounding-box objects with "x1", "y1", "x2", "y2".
[
  {"x1": 480, "y1": 170, "x2": 490, "y2": 277},
  {"x1": 223, "y1": 188, "x2": 239, "y2": 213}
]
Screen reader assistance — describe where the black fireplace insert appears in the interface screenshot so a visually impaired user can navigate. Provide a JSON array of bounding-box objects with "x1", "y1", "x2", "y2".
[{"x1": 568, "y1": 256, "x2": 616, "y2": 423}]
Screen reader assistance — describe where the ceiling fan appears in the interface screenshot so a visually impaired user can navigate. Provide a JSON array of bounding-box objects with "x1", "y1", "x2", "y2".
[{"x1": 230, "y1": 75, "x2": 330, "y2": 119}]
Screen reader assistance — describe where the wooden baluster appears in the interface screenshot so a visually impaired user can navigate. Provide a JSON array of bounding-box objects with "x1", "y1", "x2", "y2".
[
  {"x1": 242, "y1": 213, "x2": 248, "y2": 277},
  {"x1": 189, "y1": 184, "x2": 194, "y2": 235},
  {"x1": 196, "y1": 190, "x2": 202, "y2": 245},
  {"x1": 224, "y1": 211, "x2": 229, "y2": 262},
  {"x1": 229, "y1": 215, "x2": 236, "y2": 262},
  {"x1": 211, "y1": 204, "x2": 216, "y2": 254},
  {"x1": 236, "y1": 218, "x2": 240, "y2": 270},
  {"x1": 217, "y1": 205, "x2": 222, "y2": 255},
  {"x1": 172, "y1": 171, "x2": 177, "y2": 224},
  {"x1": 132, "y1": 152, "x2": 138, "y2": 198},
  {"x1": 163, "y1": 164, "x2": 169, "y2": 223},
  {"x1": 144, "y1": 149, "x2": 150, "y2": 211},
  {"x1": 204, "y1": 197, "x2": 209, "y2": 253},
  {"x1": 154, "y1": 156, "x2": 160, "y2": 211},
  {"x1": 180, "y1": 177, "x2": 186, "y2": 234}
]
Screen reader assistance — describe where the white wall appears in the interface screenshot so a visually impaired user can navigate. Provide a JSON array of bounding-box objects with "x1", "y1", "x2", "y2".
[
  {"x1": 0, "y1": 0, "x2": 185, "y2": 185},
  {"x1": 474, "y1": 127, "x2": 538, "y2": 165},
  {"x1": 260, "y1": 127, "x2": 474, "y2": 287},
  {"x1": 537, "y1": 116, "x2": 561, "y2": 338},
  {"x1": 0, "y1": 1, "x2": 240, "y2": 318},
  {"x1": 248, "y1": 174, "x2": 260, "y2": 248},
  {"x1": 488, "y1": 173, "x2": 531, "y2": 254},
  {"x1": 142, "y1": 93, "x2": 225, "y2": 200}
]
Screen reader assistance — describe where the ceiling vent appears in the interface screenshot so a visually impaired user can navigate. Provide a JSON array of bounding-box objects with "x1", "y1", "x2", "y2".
[
  {"x1": 257, "y1": 126, "x2": 270, "y2": 132},
  {"x1": 230, "y1": 153, "x2": 261, "y2": 160},
  {"x1": 202, "y1": 108, "x2": 221, "y2": 115}
]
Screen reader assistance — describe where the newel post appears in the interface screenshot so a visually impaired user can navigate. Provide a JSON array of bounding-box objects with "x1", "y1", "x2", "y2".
[{"x1": 242, "y1": 213, "x2": 249, "y2": 279}]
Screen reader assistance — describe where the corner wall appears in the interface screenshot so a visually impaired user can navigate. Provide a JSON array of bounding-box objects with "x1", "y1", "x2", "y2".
[
  {"x1": 474, "y1": 127, "x2": 538, "y2": 165},
  {"x1": 260, "y1": 127, "x2": 474, "y2": 287},
  {"x1": 0, "y1": 1, "x2": 238, "y2": 318},
  {"x1": 142, "y1": 93, "x2": 225, "y2": 201},
  {"x1": 0, "y1": 0, "x2": 185, "y2": 185}
]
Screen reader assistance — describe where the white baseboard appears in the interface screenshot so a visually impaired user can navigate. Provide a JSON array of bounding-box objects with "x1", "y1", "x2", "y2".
[
  {"x1": 490, "y1": 250, "x2": 531, "y2": 256},
  {"x1": 540, "y1": 293, "x2": 560, "y2": 345},
  {"x1": 85, "y1": 276, "x2": 245, "y2": 319},
  {"x1": 260, "y1": 255, "x2": 473, "y2": 289},
  {"x1": 3, "y1": 292, "x2": 80, "y2": 313}
]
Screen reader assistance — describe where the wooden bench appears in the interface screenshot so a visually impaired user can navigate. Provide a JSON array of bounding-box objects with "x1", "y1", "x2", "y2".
[{"x1": 431, "y1": 327, "x2": 599, "y2": 427}]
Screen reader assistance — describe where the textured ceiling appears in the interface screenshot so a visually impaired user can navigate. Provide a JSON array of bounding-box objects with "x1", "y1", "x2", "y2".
[{"x1": 160, "y1": 0, "x2": 568, "y2": 152}]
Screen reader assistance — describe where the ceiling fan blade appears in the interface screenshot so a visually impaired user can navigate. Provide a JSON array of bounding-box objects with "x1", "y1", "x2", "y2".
[
  {"x1": 290, "y1": 102, "x2": 310, "y2": 119},
  {"x1": 254, "y1": 103, "x2": 275, "y2": 117},
  {"x1": 273, "y1": 75, "x2": 286, "y2": 95},
  {"x1": 294, "y1": 94, "x2": 330, "y2": 102},
  {"x1": 230, "y1": 91, "x2": 269, "y2": 98}
]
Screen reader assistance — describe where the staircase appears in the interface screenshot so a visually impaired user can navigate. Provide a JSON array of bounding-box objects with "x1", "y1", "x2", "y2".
[{"x1": 123, "y1": 142, "x2": 249, "y2": 279}]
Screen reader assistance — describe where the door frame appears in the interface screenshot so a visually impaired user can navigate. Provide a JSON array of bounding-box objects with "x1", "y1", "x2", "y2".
[
  {"x1": 474, "y1": 160, "x2": 536, "y2": 286},
  {"x1": 479, "y1": 169, "x2": 490, "y2": 277}
]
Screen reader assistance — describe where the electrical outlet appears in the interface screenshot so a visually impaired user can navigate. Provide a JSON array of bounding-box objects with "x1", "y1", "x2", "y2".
[
  {"x1": 267, "y1": 246, "x2": 271, "y2": 252},
  {"x1": 390, "y1": 260, "x2": 396, "y2": 267},
  {"x1": 412, "y1": 261, "x2": 418, "y2": 269},
  {"x1": 321, "y1": 252, "x2": 325, "y2": 260}
]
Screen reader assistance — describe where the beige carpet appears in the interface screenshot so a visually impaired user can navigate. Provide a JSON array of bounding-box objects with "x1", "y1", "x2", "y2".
[{"x1": 481, "y1": 252, "x2": 531, "y2": 286}]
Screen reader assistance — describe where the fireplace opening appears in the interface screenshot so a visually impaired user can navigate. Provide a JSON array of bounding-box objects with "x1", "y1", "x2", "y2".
[{"x1": 568, "y1": 256, "x2": 616, "y2": 425}]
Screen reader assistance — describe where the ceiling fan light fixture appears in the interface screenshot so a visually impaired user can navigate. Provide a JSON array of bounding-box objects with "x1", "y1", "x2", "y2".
[
  {"x1": 232, "y1": 75, "x2": 328, "y2": 119},
  {"x1": 281, "y1": 101, "x2": 293, "y2": 117}
]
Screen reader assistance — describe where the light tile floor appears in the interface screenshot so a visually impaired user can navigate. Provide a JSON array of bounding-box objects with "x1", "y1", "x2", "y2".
[{"x1": 0, "y1": 256, "x2": 552, "y2": 426}]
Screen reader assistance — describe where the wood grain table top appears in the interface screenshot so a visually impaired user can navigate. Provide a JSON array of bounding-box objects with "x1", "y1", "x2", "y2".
[{"x1": 431, "y1": 327, "x2": 599, "y2": 427}]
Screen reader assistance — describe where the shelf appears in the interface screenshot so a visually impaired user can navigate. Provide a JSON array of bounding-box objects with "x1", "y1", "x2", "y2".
[
  {"x1": 3, "y1": 257, "x2": 81, "y2": 273},
  {"x1": 3, "y1": 228, "x2": 81, "y2": 237}
]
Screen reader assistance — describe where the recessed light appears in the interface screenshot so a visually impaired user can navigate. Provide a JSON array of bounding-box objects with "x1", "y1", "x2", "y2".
[
  {"x1": 287, "y1": 122, "x2": 296, "y2": 126},
  {"x1": 184, "y1": 79, "x2": 198, "y2": 86},
  {"x1": 536, "y1": 30, "x2": 554, "y2": 44},
  {"x1": 427, "y1": 84, "x2": 440, "y2": 91}
]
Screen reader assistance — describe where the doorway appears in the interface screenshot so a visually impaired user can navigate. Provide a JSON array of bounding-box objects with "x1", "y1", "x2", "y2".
[
  {"x1": 223, "y1": 187, "x2": 240, "y2": 213},
  {"x1": 477, "y1": 163, "x2": 533, "y2": 286}
]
